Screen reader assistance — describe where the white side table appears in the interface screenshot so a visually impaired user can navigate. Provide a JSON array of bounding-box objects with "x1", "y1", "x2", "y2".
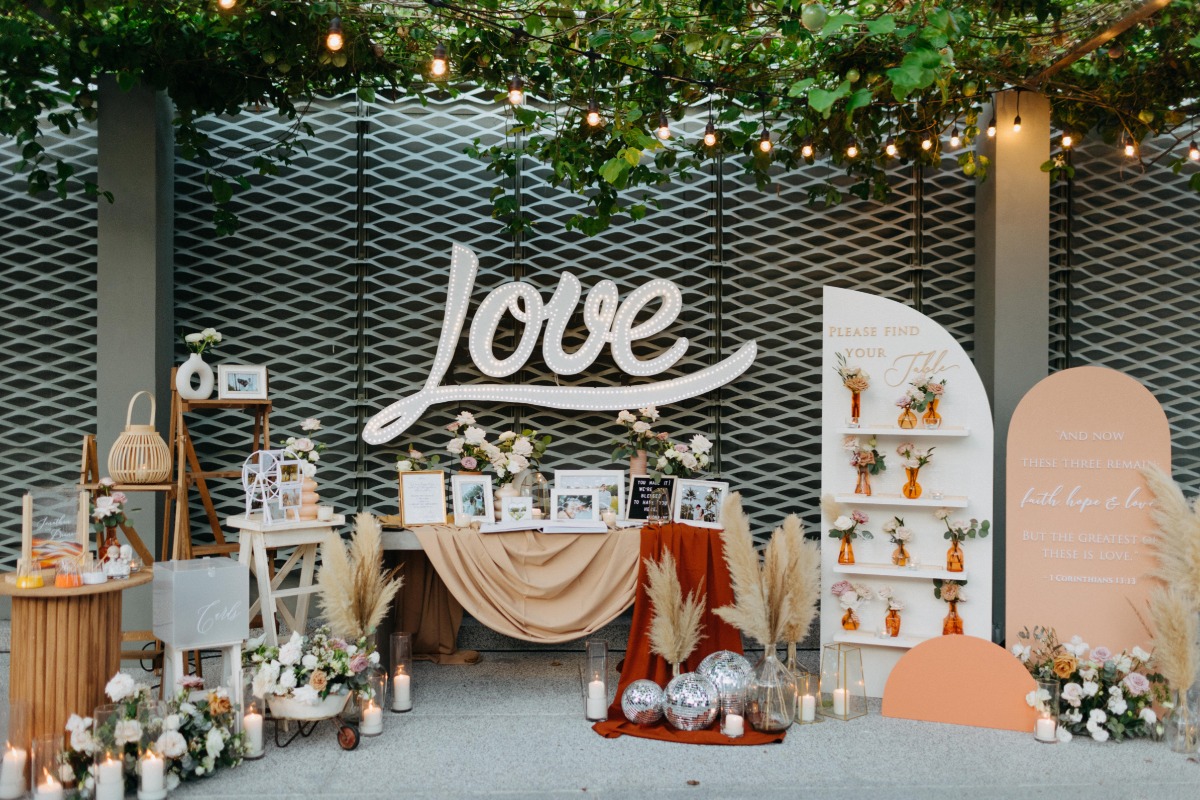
[{"x1": 227, "y1": 513, "x2": 345, "y2": 647}]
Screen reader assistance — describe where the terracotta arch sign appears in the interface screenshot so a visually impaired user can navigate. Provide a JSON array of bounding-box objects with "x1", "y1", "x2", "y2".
[{"x1": 1005, "y1": 366, "x2": 1170, "y2": 650}]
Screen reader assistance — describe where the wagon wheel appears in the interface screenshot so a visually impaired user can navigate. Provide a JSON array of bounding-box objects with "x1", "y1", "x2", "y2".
[{"x1": 337, "y1": 723, "x2": 360, "y2": 750}]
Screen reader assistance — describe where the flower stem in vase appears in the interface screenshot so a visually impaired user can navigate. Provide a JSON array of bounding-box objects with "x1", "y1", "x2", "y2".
[
  {"x1": 892, "y1": 542, "x2": 909, "y2": 567},
  {"x1": 902, "y1": 466, "x2": 922, "y2": 499},
  {"x1": 946, "y1": 540, "x2": 964, "y2": 572},
  {"x1": 885, "y1": 609, "x2": 902, "y2": 638},
  {"x1": 837, "y1": 534, "x2": 855, "y2": 565},
  {"x1": 897, "y1": 408, "x2": 917, "y2": 429},
  {"x1": 853, "y1": 465, "x2": 872, "y2": 496},
  {"x1": 942, "y1": 601, "x2": 963, "y2": 635},
  {"x1": 922, "y1": 397, "x2": 942, "y2": 428},
  {"x1": 841, "y1": 609, "x2": 859, "y2": 631},
  {"x1": 850, "y1": 391, "x2": 861, "y2": 420}
]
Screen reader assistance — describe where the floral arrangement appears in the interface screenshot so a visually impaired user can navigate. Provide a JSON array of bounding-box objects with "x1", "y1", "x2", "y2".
[
  {"x1": 396, "y1": 445, "x2": 440, "y2": 472},
  {"x1": 896, "y1": 442, "x2": 934, "y2": 469},
  {"x1": 876, "y1": 584, "x2": 904, "y2": 611},
  {"x1": 906, "y1": 374, "x2": 946, "y2": 412},
  {"x1": 279, "y1": 418, "x2": 326, "y2": 477},
  {"x1": 61, "y1": 672, "x2": 245, "y2": 794},
  {"x1": 881, "y1": 516, "x2": 913, "y2": 548},
  {"x1": 654, "y1": 433, "x2": 713, "y2": 479},
  {"x1": 90, "y1": 477, "x2": 129, "y2": 532},
  {"x1": 934, "y1": 508, "x2": 991, "y2": 543},
  {"x1": 844, "y1": 435, "x2": 887, "y2": 475},
  {"x1": 611, "y1": 406, "x2": 713, "y2": 479},
  {"x1": 834, "y1": 352, "x2": 870, "y2": 393},
  {"x1": 611, "y1": 406, "x2": 665, "y2": 461},
  {"x1": 244, "y1": 626, "x2": 378, "y2": 706},
  {"x1": 828, "y1": 509, "x2": 872, "y2": 542},
  {"x1": 446, "y1": 411, "x2": 491, "y2": 471},
  {"x1": 489, "y1": 428, "x2": 551, "y2": 484},
  {"x1": 181, "y1": 328, "x2": 221, "y2": 355},
  {"x1": 932, "y1": 578, "x2": 967, "y2": 603},
  {"x1": 830, "y1": 580, "x2": 872, "y2": 626},
  {"x1": 1015, "y1": 626, "x2": 1165, "y2": 743}
]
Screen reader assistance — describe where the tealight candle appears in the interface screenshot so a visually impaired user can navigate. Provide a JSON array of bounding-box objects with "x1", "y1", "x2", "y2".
[
  {"x1": 800, "y1": 694, "x2": 816, "y2": 723},
  {"x1": 832, "y1": 688, "x2": 848, "y2": 717},
  {"x1": 138, "y1": 752, "x2": 165, "y2": 800},
  {"x1": 317, "y1": 505, "x2": 334, "y2": 522},
  {"x1": 0, "y1": 745, "x2": 27, "y2": 800},
  {"x1": 243, "y1": 710, "x2": 264, "y2": 757},
  {"x1": 360, "y1": 701, "x2": 383, "y2": 736}
]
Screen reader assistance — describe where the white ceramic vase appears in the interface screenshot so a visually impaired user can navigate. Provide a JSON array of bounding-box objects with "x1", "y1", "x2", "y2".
[
  {"x1": 175, "y1": 352, "x2": 214, "y2": 400},
  {"x1": 494, "y1": 483, "x2": 520, "y2": 517}
]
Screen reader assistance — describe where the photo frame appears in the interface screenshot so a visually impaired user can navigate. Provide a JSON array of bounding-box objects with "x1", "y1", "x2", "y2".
[
  {"x1": 399, "y1": 470, "x2": 448, "y2": 527},
  {"x1": 23, "y1": 487, "x2": 89, "y2": 567},
  {"x1": 451, "y1": 474, "x2": 494, "y2": 524},
  {"x1": 554, "y1": 470, "x2": 626, "y2": 519},
  {"x1": 550, "y1": 489, "x2": 601, "y2": 523},
  {"x1": 672, "y1": 479, "x2": 730, "y2": 529},
  {"x1": 217, "y1": 364, "x2": 268, "y2": 400},
  {"x1": 263, "y1": 457, "x2": 304, "y2": 524},
  {"x1": 500, "y1": 496, "x2": 533, "y2": 525},
  {"x1": 625, "y1": 475, "x2": 677, "y2": 523}
]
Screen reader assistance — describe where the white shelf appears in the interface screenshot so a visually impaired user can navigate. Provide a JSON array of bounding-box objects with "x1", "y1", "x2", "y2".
[
  {"x1": 832, "y1": 493, "x2": 968, "y2": 508},
  {"x1": 837, "y1": 425, "x2": 969, "y2": 437},
  {"x1": 833, "y1": 562, "x2": 966, "y2": 581},
  {"x1": 834, "y1": 631, "x2": 936, "y2": 650}
]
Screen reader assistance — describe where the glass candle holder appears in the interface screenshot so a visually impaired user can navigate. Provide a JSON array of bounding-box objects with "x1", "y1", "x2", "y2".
[
  {"x1": 136, "y1": 743, "x2": 166, "y2": 800},
  {"x1": 793, "y1": 669, "x2": 821, "y2": 725},
  {"x1": 719, "y1": 691, "x2": 745, "y2": 738},
  {"x1": 845, "y1": 417, "x2": 861, "y2": 429},
  {"x1": 1033, "y1": 679, "x2": 1061, "y2": 743},
  {"x1": 390, "y1": 632, "x2": 413, "y2": 712},
  {"x1": 16, "y1": 558, "x2": 43, "y2": 589},
  {"x1": 584, "y1": 640, "x2": 609, "y2": 721},
  {"x1": 241, "y1": 667, "x2": 265, "y2": 760},
  {"x1": 93, "y1": 746, "x2": 125, "y2": 800},
  {"x1": 30, "y1": 735, "x2": 62, "y2": 800},
  {"x1": 647, "y1": 489, "x2": 671, "y2": 526},
  {"x1": 819, "y1": 643, "x2": 867, "y2": 721},
  {"x1": 359, "y1": 669, "x2": 386, "y2": 737},
  {"x1": 0, "y1": 700, "x2": 30, "y2": 800}
]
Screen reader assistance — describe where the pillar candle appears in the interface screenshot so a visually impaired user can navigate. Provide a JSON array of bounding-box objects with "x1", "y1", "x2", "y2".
[
  {"x1": 586, "y1": 680, "x2": 607, "y2": 719},
  {"x1": 392, "y1": 673, "x2": 412, "y2": 711},
  {"x1": 0, "y1": 746, "x2": 27, "y2": 800},
  {"x1": 243, "y1": 711, "x2": 264, "y2": 755},
  {"x1": 801, "y1": 694, "x2": 816, "y2": 723},
  {"x1": 832, "y1": 688, "x2": 848, "y2": 717},
  {"x1": 1034, "y1": 716, "x2": 1057, "y2": 742},
  {"x1": 722, "y1": 714, "x2": 744, "y2": 737},
  {"x1": 140, "y1": 753, "x2": 164, "y2": 793},
  {"x1": 34, "y1": 773, "x2": 63, "y2": 800},
  {"x1": 360, "y1": 701, "x2": 383, "y2": 735}
]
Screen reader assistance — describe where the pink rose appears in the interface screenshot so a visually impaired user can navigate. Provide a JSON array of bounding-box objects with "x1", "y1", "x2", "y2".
[
  {"x1": 447, "y1": 422, "x2": 460, "y2": 432},
  {"x1": 349, "y1": 654, "x2": 369, "y2": 674},
  {"x1": 461, "y1": 456, "x2": 478, "y2": 470},
  {"x1": 656, "y1": 431, "x2": 670, "y2": 441},
  {"x1": 895, "y1": 396, "x2": 912, "y2": 409},
  {"x1": 111, "y1": 492, "x2": 128, "y2": 505},
  {"x1": 674, "y1": 443, "x2": 689, "y2": 453},
  {"x1": 896, "y1": 443, "x2": 915, "y2": 456},
  {"x1": 1121, "y1": 672, "x2": 1150, "y2": 697},
  {"x1": 1090, "y1": 646, "x2": 1112, "y2": 663},
  {"x1": 329, "y1": 638, "x2": 347, "y2": 651},
  {"x1": 830, "y1": 580, "x2": 853, "y2": 597},
  {"x1": 851, "y1": 510, "x2": 868, "y2": 525}
]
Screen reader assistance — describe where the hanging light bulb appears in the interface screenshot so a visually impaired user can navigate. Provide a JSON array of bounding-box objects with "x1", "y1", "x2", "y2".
[
  {"x1": 326, "y1": 17, "x2": 344, "y2": 52},
  {"x1": 1189, "y1": 140, "x2": 1200, "y2": 161},
  {"x1": 431, "y1": 43, "x2": 448, "y2": 77},
  {"x1": 846, "y1": 139, "x2": 859, "y2": 159},
  {"x1": 1061, "y1": 132, "x2": 1074, "y2": 149},
  {"x1": 585, "y1": 99, "x2": 602, "y2": 127},
  {"x1": 949, "y1": 127, "x2": 961, "y2": 148},
  {"x1": 656, "y1": 112, "x2": 671, "y2": 141},
  {"x1": 1124, "y1": 137, "x2": 1136, "y2": 157},
  {"x1": 703, "y1": 121, "x2": 718, "y2": 148},
  {"x1": 217, "y1": 0, "x2": 237, "y2": 9},
  {"x1": 920, "y1": 136, "x2": 933, "y2": 151},
  {"x1": 885, "y1": 137, "x2": 898, "y2": 157},
  {"x1": 758, "y1": 126, "x2": 773, "y2": 154},
  {"x1": 801, "y1": 138, "x2": 814, "y2": 159},
  {"x1": 986, "y1": 116, "x2": 997, "y2": 138},
  {"x1": 1012, "y1": 114, "x2": 1022, "y2": 133},
  {"x1": 507, "y1": 74, "x2": 524, "y2": 105}
]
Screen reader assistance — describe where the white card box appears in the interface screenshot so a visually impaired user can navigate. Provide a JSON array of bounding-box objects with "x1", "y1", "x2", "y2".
[{"x1": 153, "y1": 558, "x2": 250, "y2": 649}]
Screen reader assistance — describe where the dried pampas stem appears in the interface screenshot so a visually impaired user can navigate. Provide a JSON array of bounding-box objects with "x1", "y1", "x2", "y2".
[
  {"x1": 1141, "y1": 465, "x2": 1200, "y2": 607},
  {"x1": 820, "y1": 493, "x2": 843, "y2": 525},
  {"x1": 1148, "y1": 586, "x2": 1199, "y2": 693},
  {"x1": 645, "y1": 549, "x2": 706, "y2": 669},
  {"x1": 780, "y1": 515, "x2": 821, "y2": 646},
  {"x1": 317, "y1": 512, "x2": 404, "y2": 640},
  {"x1": 714, "y1": 493, "x2": 773, "y2": 646}
]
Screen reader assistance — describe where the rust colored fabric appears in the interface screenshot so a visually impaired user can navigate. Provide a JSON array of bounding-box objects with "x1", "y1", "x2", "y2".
[{"x1": 592, "y1": 522, "x2": 785, "y2": 745}]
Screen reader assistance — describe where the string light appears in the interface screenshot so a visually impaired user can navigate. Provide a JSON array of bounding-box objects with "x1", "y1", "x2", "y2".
[
  {"x1": 703, "y1": 121, "x2": 718, "y2": 148},
  {"x1": 325, "y1": 17, "x2": 344, "y2": 52},
  {"x1": 846, "y1": 139, "x2": 859, "y2": 159},
  {"x1": 986, "y1": 115, "x2": 997, "y2": 137},
  {"x1": 885, "y1": 137, "x2": 898, "y2": 157},
  {"x1": 1189, "y1": 140, "x2": 1200, "y2": 161},
  {"x1": 757, "y1": 104, "x2": 772, "y2": 154},
  {"x1": 656, "y1": 112, "x2": 671, "y2": 140},
  {"x1": 1061, "y1": 132, "x2": 1073, "y2": 149},
  {"x1": 801, "y1": 138, "x2": 814, "y2": 159},
  {"x1": 585, "y1": 99, "x2": 602, "y2": 127},
  {"x1": 431, "y1": 43, "x2": 448, "y2": 77},
  {"x1": 507, "y1": 74, "x2": 524, "y2": 105},
  {"x1": 1012, "y1": 90, "x2": 1022, "y2": 133},
  {"x1": 1124, "y1": 136, "x2": 1136, "y2": 157},
  {"x1": 217, "y1": 0, "x2": 237, "y2": 9},
  {"x1": 920, "y1": 136, "x2": 933, "y2": 151},
  {"x1": 949, "y1": 126, "x2": 961, "y2": 148}
]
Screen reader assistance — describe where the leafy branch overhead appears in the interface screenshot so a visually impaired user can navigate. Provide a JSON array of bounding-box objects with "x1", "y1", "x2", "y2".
[{"x1": 4, "y1": 1, "x2": 1200, "y2": 235}]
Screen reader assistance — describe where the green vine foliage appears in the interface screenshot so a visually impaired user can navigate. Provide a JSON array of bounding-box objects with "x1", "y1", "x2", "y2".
[{"x1": 3, "y1": 1, "x2": 1199, "y2": 235}]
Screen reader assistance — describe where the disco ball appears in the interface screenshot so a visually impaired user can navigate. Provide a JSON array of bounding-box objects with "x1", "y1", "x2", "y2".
[
  {"x1": 620, "y1": 679, "x2": 664, "y2": 725},
  {"x1": 696, "y1": 650, "x2": 752, "y2": 710},
  {"x1": 663, "y1": 672, "x2": 718, "y2": 731}
]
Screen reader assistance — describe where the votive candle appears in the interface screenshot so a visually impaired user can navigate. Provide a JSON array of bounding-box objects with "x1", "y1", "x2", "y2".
[
  {"x1": 722, "y1": 713, "x2": 744, "y2": 737},
  {"x1": 1035, "y1": 715, "x2": 1057, "y2": 743},
  {"x1": 392, "y1": 673, "x2": 412, "y2": 711},
  {"x1": 34, "y1": 772, "x2": 62, "y2": 800},
  {"x1": 95, "y1": 756, "x2": 123, "y2": 800},
  {"x1": 138, "y1": 752, "x2": 165, "y2": 800},
  {"x1": 361, "y1": 701, "x2": 383, "y2": 736}
]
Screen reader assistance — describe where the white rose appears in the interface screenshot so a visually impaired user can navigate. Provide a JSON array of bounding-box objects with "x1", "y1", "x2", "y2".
[
  {"x1": 895, "y1": 527, "x2": 913, "y2": 543},
  {"x1": 881, "y1": 518, "x2": 897, "y2": 534},
  {"x1": 617, "y1": 410, "x2": 636, "y2": 423},
  {"x1": 205, "y1": 727, "x2": 225, "y2": 757},
  {"x1": 302, "y1": 461, "x2": 317, "y2": 478},
  {"x1": 309, "y1": 451, "x2": 320, "y2": 463},
  {"x1": 1061, "y1": 682, "x2": 1083, "y2": 707},
  {"x1": 105, "y1": 672, "x2": 136, "y2": 702},
  {"x1": 1131, "y1": 646, "x2": 1152, "y2": 662},
  {"x1": 396, "y1": 460, "x2": 413, "y2": 472},
  {"x1": 1107, "y1": 694, "x2": 1128, "y2": 716},
  {"x1": 632, "y1": 421, "x2": 651, "y2": 434},
  {"x1": 1139, "y1": 707, "x2": 1157, "y2": 725},
  {"x1": 447, "y1": 438, "x2": 464, "y2": 454},
  {"x1": 1082, "y1": 680, "x2": 1099, "y2": 698},
  {"x1": 113, "y1": 719, "x2": 142, "y2": 747},
  {"x1": 300, "y1": 418, "x2": 322, "y2": 431},
  {"x1": 507, "y1": 453, "x2": 528, "y2": 473},
  {"x1": 1090, "y1": 727, "x2": 1110, "y2": 742},
  {"x1": 833, "y1": 515, "x2": 853, "y2": 531},
  {"x1": 933, "y1": 508, "x2": 950, "y2": 520},
  {"x1": 681, "y1": 453, "x2": 699, "y2": 471},
  {"x1": 302, "y1": 654, "x2": 318, "y2": 669},
  {"x1": 455, "y1": 411, "x2": 476, "y2": 426},
  {"x1": 70, "y1": 729, "x2": 98, "y2": 754},
  {"x1": 511, "y1": 437, "x2": 533, "y2": 456},
  {"x1": 278, "y1": 631, "x2": 303, "y2": 666},
  {"x1": 185, "y1": 332, "x2": 204, "y2": 343},
  {"x1": 497, "y1": 431, "x2": 517, "y2": 442},
  {"x1": 156, "y1": 731, "x2": 187, "y2": 759},
  {"x1": 464, "y1": 426, "x2": 486, "y2": 445},
  {"x1": 292, "y1": 437, "x2": 313, "y2": 452},
  {"x1": 251, "y1": 664, "x2": 279, "y2": 698},
  {"x1": 292, "y1": 685, "x2": 319, "y2": 705},
  {"x1": 201, "y1": 327, "x2": 218, "y2": 338},
  {"x1": 690, "y1": 434, "x2": 712, "y2": 454},
  {"x1": 1087, "y1": 708, "x2": 1107, "y2": 726}
]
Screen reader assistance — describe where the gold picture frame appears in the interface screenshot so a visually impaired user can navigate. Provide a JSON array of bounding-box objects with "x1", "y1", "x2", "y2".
[{"x1": 399, "y1": 470, "x2": 448, "y2": 527}]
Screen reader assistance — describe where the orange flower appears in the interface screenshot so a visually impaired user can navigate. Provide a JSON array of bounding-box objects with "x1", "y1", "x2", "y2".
[
  {"x1": 1052, "y1": 653, "x2": 1078, "y2": 679},
  {"x1": 208, "y1": 692, "x2": 232, "y2": 715},
  {"x1": 309, "y1": 669, "x2": 329, "y2": 692}
]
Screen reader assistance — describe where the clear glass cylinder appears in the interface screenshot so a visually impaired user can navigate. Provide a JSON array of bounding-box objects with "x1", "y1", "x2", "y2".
[
  {"x1": 647, "y1": 488, "x2": 670, "y2": 526},
  {"x1": 359, "y1": 669, "x2": 387, "y2": 737},
  {"x1": 584, "y1": 639, "x2": 609, "y2": 721},
  {"x1": 1164, "y1": 685, "x2": 1199, "y2": 754},
  {"x1": 390, "y1": 632, "x2": 414, "y2": 712},
  {"x1": 241, "y1": 667, "x2": 265, "y2": 759},
  {"x1": 0, "y1": 699, "x2": 30, "y2": 800},
  {"x1": 30, "y1": 735, "x2": 62, "y2": 800},
  {"x1": 1032, "y1": 679, "x2": 1060, "y2": 743},
  {"x1": 92, "y1": 703, "x2": 123, "y2": 751},
  {"x1": 745, "y1": 647, "x2": 796, "y2": 732},
  {"x1": 136, "y1": 739, "x2": 167, "y2": 800},
  {"x1": 719, "y1": 691, "x2": 745, "y2": 738},
  {"x1": 819, "y1": 642, "x2": 867, "y2": 721},
  {"x1": 93, "y1": 745, "x2": 125, "y2": 800}
]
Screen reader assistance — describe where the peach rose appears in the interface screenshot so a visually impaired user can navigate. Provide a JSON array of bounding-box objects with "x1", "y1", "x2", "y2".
[
  {"x1": 1053, "y1": 653, "x2": 1078, "y2": 679},
  {"x1": 309, "y1": 669, "x2": 329, "y2": 692}
]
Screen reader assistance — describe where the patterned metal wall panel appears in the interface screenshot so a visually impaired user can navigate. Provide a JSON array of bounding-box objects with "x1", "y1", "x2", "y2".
[
  {"x1": 1056, "y1": 135, "x2": 1200, "y2": 490},
  {"x1": 174, "y1": 100, "x2": 361, "y2": 539},
  {"x1": 920, "y1": 154, "x2": 978, "y2": 354},
  {"x1": 0, "y1": 121, "x2": 99, "y2": 569}
]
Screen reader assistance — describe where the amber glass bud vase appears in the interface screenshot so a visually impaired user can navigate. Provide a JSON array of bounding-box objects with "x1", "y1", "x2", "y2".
[
  {"x1": 942, "y1": 601, "x2": 964, "y2": 635},
  {"x1": 892, "y1": 542, "x2": 909, "y2": 567},
  {"x1": 841, "y1": 609, "x2": 859, "y2": 631},
  {"x1": 854, "y1": 465, "x2": 871, "y2": 496},
  {"x1": 837, "y1": 534, "x2": 855, "y2": 565},
  {"x1": 902, "y1": 467, "x2": 922, "y2": 499},
  {"x1": 922, "y1": 398, "x2": 942, "y2": 427},
  {"x1": 946, "y1": 540, "x2": 964, "y2": 572},
  {"x1": 897, "y1": 408, "x2": 917, "y2": 429},
  {"x1": 885, "y1": 609, "x2": 902, "y2": 638},
  {"x1": 850, "y1": 391, "x2": 861, "y2": 420}
]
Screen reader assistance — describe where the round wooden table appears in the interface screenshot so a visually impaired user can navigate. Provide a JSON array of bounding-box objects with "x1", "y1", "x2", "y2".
[{"x1": 0, "y1": 569, "x2": 152, "y2": 744}]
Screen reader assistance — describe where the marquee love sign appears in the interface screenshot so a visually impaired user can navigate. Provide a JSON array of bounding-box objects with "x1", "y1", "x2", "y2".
[{"x1": 363, "y1": 244, "x2": 757, "y2": 444}]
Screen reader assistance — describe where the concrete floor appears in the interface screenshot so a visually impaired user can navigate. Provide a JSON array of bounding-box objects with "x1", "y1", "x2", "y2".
[{"x1": 4, "y1": 643, "x2": 1199, "y2": 800}]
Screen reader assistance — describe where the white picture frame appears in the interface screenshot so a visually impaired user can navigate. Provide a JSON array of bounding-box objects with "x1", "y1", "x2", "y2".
[
  {"x1": 451, "y1": 474, "x2": 494, "y2": 524},
  {"x1": 218, "y1": 364, "x2": 268, "y2": 400},
  {"x1": 550, "y1": 489, "x2": 601, "y2": 522},
  {"x1": 672, "y1": 479, "x2": 730, "y2": 529},
  {"x1": 554, "y1": 469, "x2": 625, "y2": 519},
  {"x1": 625, "y1": 475, "x2": 676, "y2": 523},
  {"x1": 500, "y1": 496, "x2": 533, "y2": 524},
  {"x1": 399, "y1": 470, "x2": 448, "y2": 527}
]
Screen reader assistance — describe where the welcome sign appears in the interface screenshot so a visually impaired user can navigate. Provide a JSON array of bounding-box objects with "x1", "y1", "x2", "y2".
[
  {"x1": 363, "y1": 245, "x2": 756, "y2": 444},
  {"x1": 1005, "y1": 367, "x2": 1171, "y2": 650}
]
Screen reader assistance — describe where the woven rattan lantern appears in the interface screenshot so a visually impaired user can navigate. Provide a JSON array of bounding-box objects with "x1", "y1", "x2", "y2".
[{"x1": 107, "y1": 391, "x2": 171, "y2": 483}]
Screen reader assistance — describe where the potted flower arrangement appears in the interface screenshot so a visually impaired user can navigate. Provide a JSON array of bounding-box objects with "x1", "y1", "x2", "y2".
[
  {"x1": 830, "y1": 580, "x2": 872, "y2": 631},
  {"x1": 1015, "y1": 626, "x2": 1165, "y2": 743},
  {"x1": 896, "y1": 442, "x2": 934, "y2": 499},
  {"x1": 278, "y1": 418, "x2": 326, "y2": 519},
  {"x1": 653, "y1": 433, "x2": 713, "y2": 480},
  {"x1": 908, "y1": 375, "x2": 947, "y2": 427},
  {"x1": 834, "y1": 353, "x2": 870, "y2": 421},
  {"x1": 881, "y1": 516, "x2": 914, "y2": 566},
  {"x1": 611, "y1": 407, "x2": 664, "y2": 474},
  {"x1": 91, "y1": 477, "x2": 130, "y2": 562},
  {"x1": 176, "y1": 328, "x2": 222, "y2": 400},
  {"x1": 244, "y1": 626, "x2": 378, "y2": 721},
  {"x1": 446, "y1": 411, "x2": 491, "y2": 473},
  {"x1": 876, "y1": 585, "x2": 904, "y2": 637},
  {"x1": 934, "y1": 508, "x2": 990, "y2": 572},
  {"x1": 828, "y1": 510, "x2": 871, "y2": 565},
  {"x1": 396, "y1": 445, "x2": 439, "y2": 472},
  {"x1": 844, "y1": 435, "x2": 886, "y2": 495},
  {"x1": 933, "y1": 579, "x2": 967, "y2": 634}
]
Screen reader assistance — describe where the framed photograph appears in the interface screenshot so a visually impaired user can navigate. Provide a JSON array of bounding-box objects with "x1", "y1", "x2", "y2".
[
  {"x1": 263, "y1": 458, "x2": 304, "y2": 524},
  {"x1": 625, "y1": 475, "x2": 677, "y2": 523},
  {"x1": 550, "y1": 489, "x2": 600, "y2": 522},
  {"x1": 672, "y1": 479, "x2": 730, "y2": 529},
  {"x1": 500, "y1": 496, "x2": 533, "y2": 524},
  {"x1": 218, "y1": 364, "x2": 268, "y2": 400},
  {"x1": 451, "y1": 474, "x2": 494, "y2": 524},
  {"x1": 399, "y1": 471, "x2": 448, "y2": 527},
  {"x1": 554, "y1": 470, "x2": 625, "y2": 519},
  {"x1": 23, "y1": 487, "x2": 89, "y2": 567}
]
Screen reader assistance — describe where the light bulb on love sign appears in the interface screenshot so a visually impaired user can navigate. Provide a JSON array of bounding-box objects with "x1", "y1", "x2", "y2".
[{"x1": 362, "y1": 244, "x2": 757, "y2": 444}]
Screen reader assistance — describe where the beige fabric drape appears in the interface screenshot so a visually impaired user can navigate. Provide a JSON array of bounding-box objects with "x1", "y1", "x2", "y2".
[{"x1": 410, "y1": 525, "x2": 642, "y2": 643}]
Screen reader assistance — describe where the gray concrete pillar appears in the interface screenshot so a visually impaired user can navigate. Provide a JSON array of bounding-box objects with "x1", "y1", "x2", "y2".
[
  {"x1": 975, "y1": 89, "x2": 1051, "y2": 639},
  {"x1": 95, "y1": 78, "x2": 174, "y2": 630}
]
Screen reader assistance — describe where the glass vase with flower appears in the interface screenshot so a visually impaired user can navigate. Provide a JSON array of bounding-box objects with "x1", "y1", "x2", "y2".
[
  {"x1": 934, "y1": 580, "x2": 967, "y2": 635},
  {"x1": 830, "y1": 581, "x2": 872, "y2": 631},
  {"x1": 610, "y1": 407, "x2": 665, "y2": 475},
  {"x1": 834, "y1": 354, "x2": 870, "y2": 424},
  {"x1": 844, "y1": 436, "x2": 886, "y2": 496},
  {"x1": 827, "y1": 510, "x2": 871, "y2": 565},
  {"x1": 881, "y1": 516, "x2": 913, "y2": 566},
  {"x1": 895, "y1": 442, "x2": 934, "y2": 500},
  {"x1": 935, "y1": 510, "x2": 990, "y2": 572}
]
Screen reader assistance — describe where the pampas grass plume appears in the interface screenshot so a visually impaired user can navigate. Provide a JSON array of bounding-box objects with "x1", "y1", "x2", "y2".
[
  {"x1": 645, "y1": 549, "x2": 706, "y2": 668},
  {"x1": 318, "y1": 512, "x2": 403, "y2": 640},
  {"x1": 1148, "y1": 586, "x2": 1199, "y2": 693}
]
